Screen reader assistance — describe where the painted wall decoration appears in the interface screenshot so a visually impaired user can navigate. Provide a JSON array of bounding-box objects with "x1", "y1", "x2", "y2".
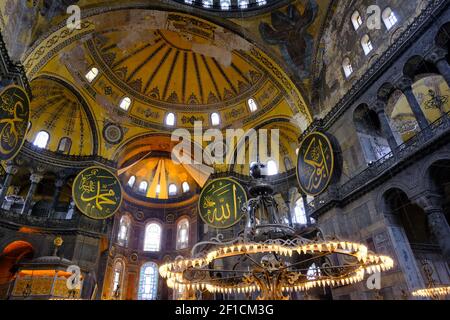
[
  {"x1": 0, "y1": 85, "x2": 30, "y2": 161},
  {"x1": 296, "y1": 131, "x2": 335, "y2": 196},
  {"x1": 259, "y1": 1, "x2": 318, "y2": 79},
  {"x1": 72, "y1": 166, "x2": 123, "y2": 220},
  {"x1": 198, "y1": 178, "x2": 247, "y2": 229}
]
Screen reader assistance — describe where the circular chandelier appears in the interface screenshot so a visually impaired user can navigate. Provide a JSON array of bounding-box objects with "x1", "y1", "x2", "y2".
[
  {"x1": 160, "y1": 163, "x2": 395, "y2": 300},
  {"x1": 160, "y1": 236, "x2": 394, "y2": 300},
  {"x1": 412, "y1": 286, "x2": 450, "y2": 299}
]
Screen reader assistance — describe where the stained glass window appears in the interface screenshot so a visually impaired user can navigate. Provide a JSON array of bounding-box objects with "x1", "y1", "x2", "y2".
[{"x1": 138, "y1": 262, "x2": 158, "y2": 300}]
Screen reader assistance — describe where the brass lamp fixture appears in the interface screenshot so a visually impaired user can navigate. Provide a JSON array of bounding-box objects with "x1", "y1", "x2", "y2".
[{"x1": 160, "y1": 163, "x2": 395, "y2": 300}]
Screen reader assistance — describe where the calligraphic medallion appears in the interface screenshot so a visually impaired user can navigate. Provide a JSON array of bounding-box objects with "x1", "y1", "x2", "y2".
[
  {"x1": 198, "y1": 178, "x2": 247, "y2": 229},
  {"x1": 72, "y1": 166, "x2": 123, "y2": 220},
  {"x1": 0, "y1": 85, "x2": 30, "y2": 161},
  {"x1": 296, "y1": 132, "x2": 335, "y2": 196}
]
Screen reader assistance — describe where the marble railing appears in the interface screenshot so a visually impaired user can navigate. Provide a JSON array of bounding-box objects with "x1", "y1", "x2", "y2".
[
  {"x1": 309, "y1": 112, "x2": 450, "y2": 216},
  {"x1": 0, "y1": 210, "x2": 107, "y2": 234}
]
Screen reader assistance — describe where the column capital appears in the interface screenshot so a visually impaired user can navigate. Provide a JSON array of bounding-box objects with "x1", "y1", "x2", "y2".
[
  {"x1": 373, "y1": 100, "x2": 387, "y2": 113},
  {"x1": 426, "y1": 47, "x2": 448, "y2": 64},
  {"x1": 397, "y1": 77, "x2": 413, "y2": 92},
  {"x1": 55, "y1": 179, "x2": 65, "y2": 188},
  {"x1": 29, "y1": 174, "x2": 43, "y2": 184},
  {"x1": 5, "y1": 165, "x2": 18, "y2": 175},
  {"x1": 413, "y1": 191, "x2": 443, "y2": 213}
]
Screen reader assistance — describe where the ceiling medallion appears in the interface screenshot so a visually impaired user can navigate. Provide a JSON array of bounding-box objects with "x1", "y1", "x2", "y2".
[
  {"x1": 103, "y1": 123, "x2": 124, "y2": 145},
  {"x1": 0, "y1": 85, "x2": 30, "y2": 161},
  {"x1": 160, "y1": 163, "x2": 394, "y2": 300},
  {"x1": 72, "y1": 166, "x2": 123, "y2": 220},
  {"x1": 296, "y1": 131, "x2": 338, "y2": 196}
]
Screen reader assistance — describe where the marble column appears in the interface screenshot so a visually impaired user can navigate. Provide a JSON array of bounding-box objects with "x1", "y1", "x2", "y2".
[
  {"x1": 398, "y1": 77, "x2": 429, "y2": 131},
  {"x1": 21, "y1": 173, "x2": 43, "y2": 215},
  {"x1": 302, "y1": 194, "x2": 312, "y2": 226},
  {"x1": 285, "y1": 200, "x2": 293, "y2": 227},
  {"x1": 427, "y1": 48, "x2": 450, "y2": 89},
  {"x1": 0, "y1": 164, "x2": 18, "y2": 208},
  {"x1": 374, "y1": 101, "x2": 399, "y2": 156},
  {"x1": 417, "y1": 193, "x2": 450, "y2": 260},
  {"x1": 49, "y1": 178, "x2": 65, "y2": 218}
]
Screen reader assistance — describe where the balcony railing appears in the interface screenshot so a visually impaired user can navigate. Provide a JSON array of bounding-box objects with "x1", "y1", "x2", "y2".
[
  {"x1": 309, "y1": 112, "x2": 450, "y2": 215},
  {"x1": 0, "y1": 210, "x2": 107, "y2": 234}
]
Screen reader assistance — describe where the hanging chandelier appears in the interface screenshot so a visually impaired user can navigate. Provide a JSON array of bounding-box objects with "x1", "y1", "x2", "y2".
[
  {"x1": 412, "y1": 286, "x2": 450, "y2": 299},
  {"x1": 160, "y1": 163, "x2": 395, "y2": 300}
]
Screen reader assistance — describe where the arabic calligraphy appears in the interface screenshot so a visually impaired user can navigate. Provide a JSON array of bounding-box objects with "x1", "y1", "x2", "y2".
[
  {"x1": 72, "y1": 167, "x2": 122, "y2": 219},
  {"x1": 0, "y1": 86, "x2": 30, "y2": 161},
  {"x1": 199, "y1": 178, "x2": 247, "y2": 229},
  {"x1": 297, "y1": 132, "x2": 335, "y2": 196}
]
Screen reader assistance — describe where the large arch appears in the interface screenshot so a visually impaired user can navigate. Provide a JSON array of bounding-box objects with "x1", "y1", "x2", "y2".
[{"x1": 0, "y1": 241, "x2": 34, "y2": 297}]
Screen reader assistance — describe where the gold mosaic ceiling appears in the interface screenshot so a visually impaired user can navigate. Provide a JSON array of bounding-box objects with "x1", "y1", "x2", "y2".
[{"x1": 91, "y1": 28, "x2": 265, "y2": 109}]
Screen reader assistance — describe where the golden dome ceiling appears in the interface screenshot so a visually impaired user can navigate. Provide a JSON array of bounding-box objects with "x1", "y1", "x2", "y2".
[
  {"x1": 91, "y1": 28, "x2": 264, "y2": 109},
  {"x1": 22, "y1": 9, "x2": 311, "y2": 131},
  {"x1": 26, "y1": 77, "x2": 97, "y2": 156}
]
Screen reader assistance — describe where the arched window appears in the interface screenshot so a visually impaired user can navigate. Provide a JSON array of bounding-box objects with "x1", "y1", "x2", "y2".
[
  {"x1": 138, "y1": 181, "x2": 148, "y2": 193},
  {"x1": 182, "y1": 181, "x2": 190, "y2": 193},
  {"x1": 307, "y1": 263, "x2": 321, "y2": 280},
  {"x1": 165, "y1": 113, "x2": 175, "y2": 126},
  {"x1": 257, "y1": 0, "x2": 267, "y2": 5},
  {"x1": 202, "y1": 0, "x2": 212, "y2": 8},
  {"x1": 342, "y1": 58, "x2": 353, "y2": 78},
  {"x1": 294, "y1": 198, "x2": 307, "y2": 225},
  {"x1": 176, "y1": 218, "x2": 189, "y2": 250},
  {"x1": 168, "y1": 184, "x2": 177, "y2": 196},
  {"x1": 239, "y1": 0, "x2": 249, "y2": 9},
  {"x1": 118, "y1": 215, "x2": 130, "y2": 246},
  {"x1": 112, "y1": 260, "x2": 124, "y2": 297},
  {"x1": 119, "y1": 97, "x2": 131, "y2": 111},
  {"x1": 85, "y1": 67, "x2": 99, "y2": 83},
  {"x1": 138, "y1": 262, "x2": 158, "y2": 300},
  {"x1": 220, "y1": 0, "x2": 230, "y2": 10},
  {"x1": 57, "y1": 137, "x2": 71, "y2": 154},
  {"x1": 382, "y1": 7, "x2": 398, "y2": 30},
  {"x1": 361, "y1": 34, "x2": 373, "y2": 55},
  {"x1": 247, "y1": 98, "x2": 258, "y2": 112},
  {"x1": 351, "y1": 11, "x2": 363, "y2": 30},
  {"x1": 33, "y1": 131, "x2": 49, "y2": 149},
  {"x1": 267, "y1": 160, "x2": 278, "y2": 176},
  {"x1": 156, "y1": 184, "x2": 161, "y2": 196},
  {"x1": 127, "y1": 176, "x2": 136, "y2": 188},
  {"x1": 144, "y1": 223, "x2": 161, "y2": 252},
  {"x1": 211, "y1": 113, "x2": 220, "y2": 126}
]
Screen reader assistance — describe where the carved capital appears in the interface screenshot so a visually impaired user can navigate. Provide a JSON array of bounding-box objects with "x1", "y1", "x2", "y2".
[
  {"x1": 396, "y1": 77, "x2": 413, "y2": 92},
  {"x1": 426, "y1": 47, "x2": 448, "y2": 64},
  {"x1": 55, "y1": 179, "x2": 65, "y2": 188},
  {"x1": 29, "y1": 174, "x2": 43, "y2": 184},
  {"x1": 373, "y1": 100, "x2": 387, "y2": 114},
  {"x1": 413, "y1": 191, "x2": 443, "y2": 213},
  {"x1": 5, "y1": 165, "x2": 18, "y2": 175}
]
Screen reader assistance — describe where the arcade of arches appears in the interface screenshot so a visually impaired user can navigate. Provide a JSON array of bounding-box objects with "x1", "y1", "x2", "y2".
[{"x1": 0, "y1": 0, "x2": 449, "y2": 300}]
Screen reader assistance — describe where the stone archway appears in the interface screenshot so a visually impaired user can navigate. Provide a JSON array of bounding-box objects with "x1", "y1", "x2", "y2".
[{"x1": 0, "y1": 240, "x2": 34, "y2": 298}]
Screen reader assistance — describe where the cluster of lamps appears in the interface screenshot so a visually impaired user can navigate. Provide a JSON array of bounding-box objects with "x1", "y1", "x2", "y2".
[
  {"x1": 159, "y1": 240, "x2": 394, "y2": 295},
  {"x1": 412, "y1": 286, "x2": 450, "y2": 298}
]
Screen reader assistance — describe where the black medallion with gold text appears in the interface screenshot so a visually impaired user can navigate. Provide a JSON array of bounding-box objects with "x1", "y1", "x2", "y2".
[
  {"x1": 72, "y1": 166, "x2": 123, "y2": 220},
  {"x1": 198, "y1": 178, "x2": 247, "y2": 229},
  {"x1": 0, "y1": 85, "x2": 30, "y2": 161},
  {"x1": 296, "y1": 132, "x2": 335, "y2": 196}
]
